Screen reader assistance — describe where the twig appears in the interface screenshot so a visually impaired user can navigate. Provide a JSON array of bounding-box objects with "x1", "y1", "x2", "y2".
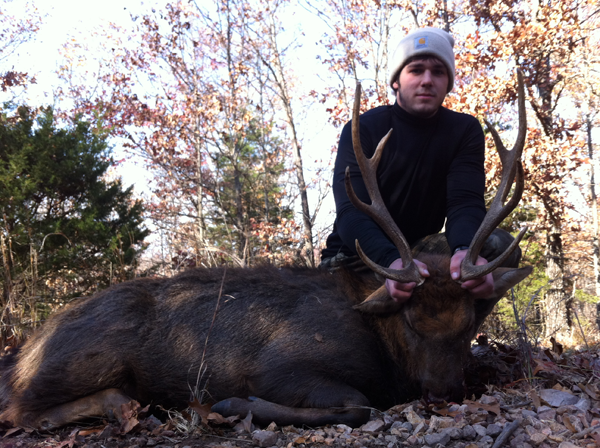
[
  {"x1": 572, "y1": 306, "x2": 589, "y2": 351},
  {"x1": 193, "y1": 267, "x2": 228, "y2": 400},
  {"x1": 196, "y1": 434, "x2": 256, "y2": 444},
  {"x1": 491, "y1": 418, "x2": 521, "y2": 448},
  {"x1": 500, "y1": 400, "x2": 531, "y2": 411},
  {"x1": 573, "y1": 424, "x2": 600, "y2": 439}
]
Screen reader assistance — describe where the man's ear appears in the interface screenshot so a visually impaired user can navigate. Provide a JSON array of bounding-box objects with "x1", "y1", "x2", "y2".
[{"x1": 392, "y1": 80, "x2": 399, "y2": 90}]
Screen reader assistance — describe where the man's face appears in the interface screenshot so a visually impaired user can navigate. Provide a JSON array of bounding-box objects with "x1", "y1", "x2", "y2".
[{"x1": 393, "y1": 58, "x2": 449, "y2": 118}]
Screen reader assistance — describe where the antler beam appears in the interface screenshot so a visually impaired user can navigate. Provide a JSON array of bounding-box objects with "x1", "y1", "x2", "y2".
[
  {"x1": 460, "y1": 70, "x2": 528, "y2": 282},
  {"x1": 344, "y1": 84, "x2": 424, "y2": 286}
]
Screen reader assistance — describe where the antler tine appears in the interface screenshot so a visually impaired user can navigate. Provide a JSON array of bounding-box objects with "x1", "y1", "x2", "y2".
[
  {"x1": 461, "y1": 70, "x2": 528, "y2": 282},
  {"x1": 344, "y1": 83, "x2": 424, "y2": 285}
]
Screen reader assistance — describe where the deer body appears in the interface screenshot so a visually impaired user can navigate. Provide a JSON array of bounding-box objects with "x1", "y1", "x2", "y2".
[{"x1": 0, "y1": 252, "x2": 530, "y2": 430}]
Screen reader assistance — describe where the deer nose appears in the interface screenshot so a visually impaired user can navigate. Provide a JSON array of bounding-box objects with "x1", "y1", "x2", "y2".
[
  {"x1": 423, "y1": 388, "x2": 450, "y2": 405},
  {"x1": 422, "y1": 381, "x2": 464, "y2": 405}
]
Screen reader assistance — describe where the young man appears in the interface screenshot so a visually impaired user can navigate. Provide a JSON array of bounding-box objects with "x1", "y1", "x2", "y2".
[{"x1": 321, "y1": 27, "x2": 519, "y2": 302}]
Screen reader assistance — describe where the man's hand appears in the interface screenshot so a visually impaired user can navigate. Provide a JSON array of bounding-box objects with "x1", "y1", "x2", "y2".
[
  {"x1": 450, "y1": 250, "x2": 494, "y2": 298},
  {"x1": 385, "y1": 258, "x2": 430, "y2": 303}
]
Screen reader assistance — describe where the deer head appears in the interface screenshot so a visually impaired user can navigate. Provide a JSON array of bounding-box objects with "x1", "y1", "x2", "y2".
[{"x1": 344, "y1": 72, "x2": 531, "y2": 403}]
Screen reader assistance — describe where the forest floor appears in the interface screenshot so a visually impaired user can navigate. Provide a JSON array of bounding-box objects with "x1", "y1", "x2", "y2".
[{"x1": 1, "y1": 338, "x2": 600, "y2": 448}]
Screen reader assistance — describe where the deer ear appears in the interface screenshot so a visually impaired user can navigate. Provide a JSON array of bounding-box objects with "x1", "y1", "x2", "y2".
[
  {"x1": 487, "y1": 265, "x2": 533, "y2": 300},
  {"x1": 353, "y1": 285, "x2": 404, "y2": 314}
]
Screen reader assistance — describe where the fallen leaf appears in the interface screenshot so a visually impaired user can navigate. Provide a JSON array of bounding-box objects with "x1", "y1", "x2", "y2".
[
  {"x1": 120, "y1": 416, "x2": 139, "y2": 434},
  {"x1": 233, "y1": 411, "x2": 253, "y2": 433},
  {"x1": 463, "y1": 399, "x2": 500, "y2": 415},
  {"x1": 77, "y1": 426, "x2": 105, "y2": 437},
  {"x1": 429, "y1": 404, "x2": 459, "y2": 418},
  {"x1": 207, "y1": 412, "x2": 239, "y2": 425},
  {"x1": 56, "y1": 428, "x2": 79, "y2": 448},
  {"x1": 529, "y1": 389, "x2": 541, "y2": 408},
  {"x1": 533, "y1": 359, "x2": 561, "y2": 376},
  {"x1": 119, "y1": 400, "x2": 141, "y2": 434},
  {"x1": 578, "y1": 383, "x2": 599, "y2": 400},
  {"x1": 563, "y1": 416, "x2": 577, "y2": 433},
  {"x1": 189, "y1": 398, "x2": 211, "y2": 424},
  {"x1": 2, "y1": 427, "x2": 22, "y2": 438}
]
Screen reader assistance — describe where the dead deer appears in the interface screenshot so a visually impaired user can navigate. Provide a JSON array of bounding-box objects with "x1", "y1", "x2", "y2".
[{"x1": 0, "y1": 73, "x2": 531, "y2": 431}]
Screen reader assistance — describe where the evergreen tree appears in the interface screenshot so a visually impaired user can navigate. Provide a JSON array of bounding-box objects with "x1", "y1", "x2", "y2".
[
  {"x1": 204, "y1": 117, "x2": 295, "y2": 265},
  {"x1": 0, "y1": 105, "x2": 148, "y2": 334}
]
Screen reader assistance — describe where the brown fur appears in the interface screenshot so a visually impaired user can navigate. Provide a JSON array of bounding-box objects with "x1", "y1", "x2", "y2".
[{"x1": 0, "y1": 256, "x2": 531, "y2": 429}]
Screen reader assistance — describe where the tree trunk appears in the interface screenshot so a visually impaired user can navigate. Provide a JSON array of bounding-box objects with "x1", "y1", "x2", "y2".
[
  {"x1": 544, "y1": 221, "x2": 569, "y2": 337},
  {"x1": 289, "y1": 121, "x2": 315, "y2": 267},
  {"x1": 256, "y1": 18, "x2": 315, "y2": 267},
  {"x1": 233, "y1": 155, "x2": 247, "y2": 263},
  {"x1": 587, "y1": 115, "x2": 600, "y2": 298},
  {"x1": 194, "y1": 129, "x2": 207, "y2": 266},
  {"x1": 0, "y1": 230, "x2": 13, "y2": 344}
]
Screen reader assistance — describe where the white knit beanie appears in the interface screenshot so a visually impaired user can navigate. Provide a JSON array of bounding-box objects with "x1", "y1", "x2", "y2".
[{"x1": 389, "y1": 27, "x2": 455, "y2": 93}]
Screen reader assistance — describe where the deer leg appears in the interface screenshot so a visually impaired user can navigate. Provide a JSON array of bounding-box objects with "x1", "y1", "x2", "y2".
[
  {"x1": 25, "y1": 388, "x2": 134, "y2": 431},
  {"x1": 212, "y1": 383, "x2": 371, "y2": 428},
  {"x1": 212, "y1": 396, "x2": 371, "y2": 428}
]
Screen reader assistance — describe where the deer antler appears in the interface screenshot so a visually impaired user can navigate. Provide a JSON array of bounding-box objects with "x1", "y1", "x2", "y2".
[
  {"x1": 344, "y1": 84, "x2": 425, "y2": 286},
  {"x1": 460, "y1": 70, "x2": 528, "y2": 282}
]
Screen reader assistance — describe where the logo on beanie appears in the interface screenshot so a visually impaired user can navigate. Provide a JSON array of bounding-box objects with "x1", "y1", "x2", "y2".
[{"x1": 414, "y1": 36, "x2": 429, "y2": 49}]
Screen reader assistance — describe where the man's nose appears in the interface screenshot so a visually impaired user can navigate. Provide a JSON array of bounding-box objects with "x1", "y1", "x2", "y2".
[{"x1": 421, "y1": 71, "x2": 433, "y2": 84}]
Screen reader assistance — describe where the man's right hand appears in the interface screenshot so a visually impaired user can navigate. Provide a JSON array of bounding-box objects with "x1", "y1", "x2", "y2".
[{"x1": 385, "y1": 258, "x2": 430, "y2": 303}]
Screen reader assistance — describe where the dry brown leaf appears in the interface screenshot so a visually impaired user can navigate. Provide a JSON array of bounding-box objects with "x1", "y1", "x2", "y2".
[
  {"x1": 429, "y1": 405, "x2": 459, "y2": 418},
  {"x1": 207, "y1": 412, "x2": 239, "y2": 425},
  {"x1": 189, "y1": 398, "x2": 211, "y2": 424},
  {"x1": 463, "y1": 399, "x2": 500, "y2": 415},
  {"x1": 119, "y1": 401, "x2": 141, "y2": 434},
  {"x1": 120, "y1": 416, "x2": 139, "y2": 434},
  {"x1": 138, "y1": 404, "x2": 150, "y2": 416},
  {"x1": 77, "y1": 426, "x2": 105, "y2": 437},
  {"x1": 563, "y1": 416, "x2": 577, "y2": 433},
  {"x1": 529, "y1": 389, "x2": 541, "y2": 408},
  {"x1": 2, "y1": 427, "x2": 22, "y2": 438},
  {"x1": 56, "y1": 428, "x2": 79, "y2": 448},
  {"x1": 235, "y1": 411, "x2": 253, "y2": 433},
  {"x1": 120, "y1": 400, "x2": 141, "y2": 419},
  {"x1": 578, "y1": 383, "x2": 599, "y2": 400},
  {"x1": 533, "y1": 358, "x2": 561, "y2": 376}
]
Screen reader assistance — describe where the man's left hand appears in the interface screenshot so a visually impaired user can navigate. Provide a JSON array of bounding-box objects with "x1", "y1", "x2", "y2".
[{"x1": 450, "y1": 250, "x2": 494, "y2": 298}]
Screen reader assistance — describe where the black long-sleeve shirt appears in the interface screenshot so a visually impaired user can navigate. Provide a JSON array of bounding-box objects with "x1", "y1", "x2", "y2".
[{"x1": 321, "y1": 101, "x2": 486, "y2": 268}]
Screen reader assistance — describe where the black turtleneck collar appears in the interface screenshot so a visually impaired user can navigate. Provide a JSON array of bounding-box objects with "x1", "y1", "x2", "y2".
[{"x1": 392, "y1": 101, "x2": 444, "y2": 128}]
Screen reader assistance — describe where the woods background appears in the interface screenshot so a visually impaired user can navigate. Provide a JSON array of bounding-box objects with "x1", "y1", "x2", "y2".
[{"x1": 1, "y1": 0, "x2": 599, "y2": 348}]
